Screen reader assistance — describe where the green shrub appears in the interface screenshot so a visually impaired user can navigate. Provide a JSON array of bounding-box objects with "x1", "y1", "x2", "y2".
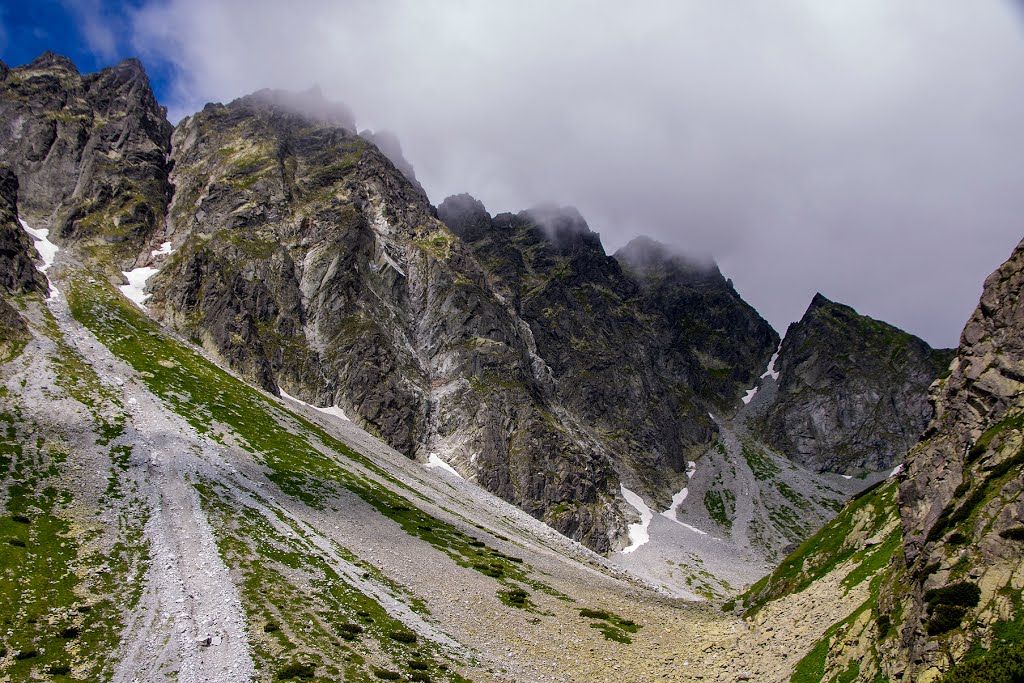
[
  {"x1": 60, "y1": 626, "x2": 80, "y2": 638},
  {"x1": 947, "y1": 532, "x2": 969, "y2": 545},
  {"x1": 48, "y1": 663, "x2": 71, "y2": 675},
  {"x1": 14, "y1": 649, "x2": 39, "y2": 660},
  {"x1": 410, "y1": 672, "x2": 431, "y2": 682},
  {"x1": 925, "y1": 582, "x2": 982, "y2": 610},
  {"x1": 877, "y1": 613, "x2": 892, "y2": 639},
  {"x1": 927, "y1": 605, "x2": 968, "y2": 635},
  {"x1": 277, "y1": 662, "x2": 316, "y2": 679},
  {"x1": 338, "y1": 622, "x2": 363, "y2": 640},
  {"x1": 263, "y1": 621, "x2": 279, "y2": 633},
  {"x1": 1000, "y1": 527, "x2": 1024, "y2": 541},
  {"x1": 11, "y1": 514, "x2": 29, "y2": 524},
  {"x1": 373, "y1": 669, "x2": 401, "y2": 680},
  {"x1": 388, "y1": 629, "x2": 418, "y2": 644},
  {"x1": 408, "y1": 660, "x2": 429, "y2": 670},
  {"x1": 942, "y1": 643, "x2": 1024, "y2": 682},
  {"x1": 8, "y1": 537, "x2": 26, "y2": 547},
  {"x1": 579, "y1": 608, "x2": 610, "y2": 620}
]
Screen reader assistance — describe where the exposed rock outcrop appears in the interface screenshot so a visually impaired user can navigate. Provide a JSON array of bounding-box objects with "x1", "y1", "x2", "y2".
[
  {"x1": 882, "y1": 237, "x2": 1024, "y2": 680},
  {"x1": 757, "y1": 293, "x2": 953, "y2": 474},
  {"x1": 0, "y1": 167, "x2": 45, "y2": 362},
  {"x1": 0, "y1": 52, "x2": 172, "y2": 261},
  {"x1": 147, "y1": 90, "x2": 626, "y2": 550},
  {"x1": 440, "y1": 200, "x2": 779, "y2": 506},
  {"x1": 0, "y1": 168, "x2": 46, "y2": 296}
]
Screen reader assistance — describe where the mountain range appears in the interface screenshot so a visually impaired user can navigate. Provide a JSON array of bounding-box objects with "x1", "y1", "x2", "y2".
[{"x1": 1, "y1": 52, "x2": 1017, "y2": 683}]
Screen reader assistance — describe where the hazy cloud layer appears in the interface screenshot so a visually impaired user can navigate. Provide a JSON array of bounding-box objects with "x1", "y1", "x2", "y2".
[{"x1": 127, "y1": 0, "x2": 1024, "y2": 347}]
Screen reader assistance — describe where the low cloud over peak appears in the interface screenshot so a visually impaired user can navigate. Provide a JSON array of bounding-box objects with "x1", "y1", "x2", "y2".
[{"x1": 120, "y1": 0, "x2": 1024, "y2": 347}]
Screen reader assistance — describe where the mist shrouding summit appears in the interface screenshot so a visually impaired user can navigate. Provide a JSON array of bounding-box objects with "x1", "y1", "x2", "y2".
[{"x1": 9, "y1": 0, "x2": 1024, "y2": 346}]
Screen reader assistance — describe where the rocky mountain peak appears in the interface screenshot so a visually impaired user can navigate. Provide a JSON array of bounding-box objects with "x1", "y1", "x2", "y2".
[
  {"x1": 756, "y1": 293, "x2": 953, "y2": 473},
  {"x1": 615, "y1": 235, "x2": 721, "y2": 284},
  {"x1": 25, "y1": 50, "x2": 80, "y2": 74},
  {"x1": 229, "y1": 86, "x2": 357, "y2": 132},
  {"x1": 437, "y1": 193, "x2": 491, "y2": 242}
]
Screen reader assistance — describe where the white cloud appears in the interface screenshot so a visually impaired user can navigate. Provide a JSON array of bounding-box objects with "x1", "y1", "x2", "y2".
[{"x1": 129, "y1": 0, "x2": 1024, "y2": 346}]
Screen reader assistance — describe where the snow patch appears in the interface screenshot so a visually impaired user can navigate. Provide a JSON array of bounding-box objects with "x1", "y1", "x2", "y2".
[
  {"x1": 761, "y1": 345, "x2": 782, "y2": 380},
  {"x1": 425, "y1": 453, "x2": 462, "y2": 479},
  {"x1": 663, "y1": 488, "x2": 689, "y2": 521},
  {"x1": 119, "y1": 266, "x2": 159, "y2": 308},
  {"x1": 841, "y1": 475, "x2": 853, "y2": 480},
  {"x1": 620, "y1": 485, "x2": 653, "y2": 554},
  {"x1": 279, "y1": 388, "x2": 350, "y2": 421},
  {"x1": 152, "y1": 241, "x2": 173, "y2": 257},
  {"x1": 661, "y1": 461, "x2": 699, "y2": 521},
  {"x1": 20, "y1": 219, "x2": 58, "y2": 271},
  {"x1": 889, "y1": 464, "x2": 904, "y2": 478},
  {"x1": 741, "y1": 386, "x2": 759, "y2": 405}
]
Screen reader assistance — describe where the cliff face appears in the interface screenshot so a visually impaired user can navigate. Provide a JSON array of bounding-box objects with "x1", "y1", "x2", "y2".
[
  {"x1": 139, "y1": 90, "x2": 627, "y2": 550},
  {"x1": 879, "y1": 237, "x2": 1024, "y2": 680},
  {"x1": 0, "y1": 167, "x2": 46, "y2": 361},
  {"x1": 439, "y1": 198, "x2": 779, "y2": 504},
  {"x1": 0, "y1": 52, "x2": 172, "y2": 261},
  {"x1": 757, "y1": 293, "x2": 953, "y2": 474}
]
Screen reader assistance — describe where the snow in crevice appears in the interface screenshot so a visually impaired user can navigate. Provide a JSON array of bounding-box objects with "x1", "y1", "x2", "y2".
[
  {"x1": 742, "y1": 344, "x2": 783, "y2": 404},
  {"x1": 841, "y1": 475, "x2": 853, "y2": 480},
  {"x1": 279, "y1": 388, "x2": 350, "y2": 421},
  {"x1": 662, "y1": 460, "x2": 698, "y2": 521},
  {"x1": 20, "y1": 219, "x2": 58, "y2": 271},
  {"x1": 889, "y1": 464, "x2": 903, "y2": 478},
  {"x1": 620, "y1": 485, "x2": 653, "y2": 554},
  {"x1": 152, "y1": 241, "x2": 174, "y2": 257},
  {"x1": 425, "y1": 453, "x2": 463, "y2": 479},
  {"x1": 119, "y1": 266, "x2": 160, "y2": 308},
  {"x1": 20, "y1": 218, "x2": 61, "y2": 300},
  {"x1": 761, "y1": 344, "x2": 782, "y2": 381}
]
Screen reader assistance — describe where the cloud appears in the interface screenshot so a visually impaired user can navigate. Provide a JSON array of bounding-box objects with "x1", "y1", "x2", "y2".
[
  {"x1": 60, "y1": 0, "x2": 120, "y2": 62},
  {"x1": 129, "y1": 0, "x2": 1024, "y2": 347}
]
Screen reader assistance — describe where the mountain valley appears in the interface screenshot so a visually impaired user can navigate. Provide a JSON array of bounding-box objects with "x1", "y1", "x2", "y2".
[{"x1": 0, "y1": 52, "x2": 1020, "y2": 683}]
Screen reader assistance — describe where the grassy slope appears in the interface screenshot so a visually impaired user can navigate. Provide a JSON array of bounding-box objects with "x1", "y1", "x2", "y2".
[
  {"x1": 734, "y1": 479, "x2": 902, "y2": 683},
  {"x1": 0, "y1": 300, "x2": 147, "y2": 681}
]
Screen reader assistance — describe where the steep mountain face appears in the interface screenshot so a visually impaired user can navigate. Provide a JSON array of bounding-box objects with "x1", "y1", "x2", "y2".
[
  {"x1": 438, "y1": 197, "x2": 778, "y2": 505},
  {"x1": 0, "y1": 167, "x2": 46, "y2": 360},
  {"x1": 757, "y1": 293, "x2": 954, "y2": 474},
  {"x1": 0, "y1": 52, "x2": 172, "y2": 260},
  {"x1": 139, "y1": 88, "x2": 627, "y2": 550},
  {"x1": 881, "y1": 237, "x2": 1024, "y2": 680},
  {"x1": 615, "y1": 235, "x2": 780, "y2": 408}
]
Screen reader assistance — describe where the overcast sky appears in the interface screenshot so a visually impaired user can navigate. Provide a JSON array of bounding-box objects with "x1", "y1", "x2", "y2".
[{"x1": 14, "y1": 1, "x2": 1024, "y2": 347}]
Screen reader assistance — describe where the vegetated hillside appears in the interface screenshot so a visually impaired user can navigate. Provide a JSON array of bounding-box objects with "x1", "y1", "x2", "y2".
[
  {"x1": 0, "y1": 225, "x2": 757, "y2": 680},
  {"x1": 756, "y1": 293, "x2": 954, "y2": 474},
  {"x1": 711, "y1": 237, "x2": 1024, "y2": 683}
]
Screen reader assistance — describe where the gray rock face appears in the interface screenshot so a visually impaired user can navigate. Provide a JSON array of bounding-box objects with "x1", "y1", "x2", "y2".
[
  {"x1": 0, "y1": 52, "x2": 172, "y2": 261},
  {"x1": 0, "y1": 166, "x2": 43, "y2": 361},
  {"x1": 146, "y1": 92, "x2": 626, "y2": 550},
  {"x1": 756, "y1": 293, "x2": 953, "y2": 474},
  {"x1": 0, "y1": 168, "x2": 46, "y2": 296},
  {"x1": 880, "y1": 237, "x2": 1024, "y2": 678},
  {"x1": 439, "y1": 199, "x2": 779, "y2": 506}
]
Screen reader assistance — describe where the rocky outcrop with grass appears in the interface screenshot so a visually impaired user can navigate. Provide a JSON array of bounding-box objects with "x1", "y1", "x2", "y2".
[
  {"x1": 756, "y1": 293, "x2": 954, "y2": 474},
  {"x1": 724, "y1": 239, "x2": 1024, "y2": 682},
  {"x1": 0, "y1": 52, "x2": 172, "y2": 263},
  {"x1": 883, "y1": 236, "x2": 1024, "y2": 680}
]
